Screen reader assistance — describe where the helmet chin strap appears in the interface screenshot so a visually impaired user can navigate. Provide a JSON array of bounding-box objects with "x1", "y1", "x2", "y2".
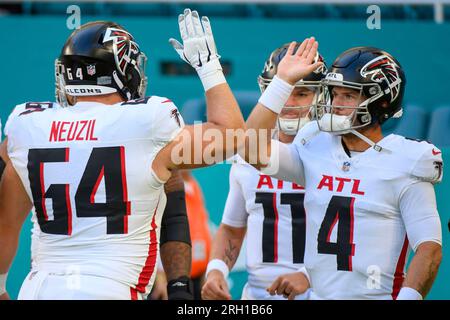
[
  {"x1": 349, "y1": 129, "x2": 391, "y2": 153},
  {"x1": 327, "y1": 105, "x2": 390, "y2": 153}
]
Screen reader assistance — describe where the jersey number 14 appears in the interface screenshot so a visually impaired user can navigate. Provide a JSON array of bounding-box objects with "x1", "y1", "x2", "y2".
[{"x1": 256, "y1": 193, "x2": 356, "y2": 271}]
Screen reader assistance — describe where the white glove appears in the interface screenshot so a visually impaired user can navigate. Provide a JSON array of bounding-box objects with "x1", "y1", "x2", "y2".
[{"x1": 169, "y1": 8, "x2": 226, "y2": 91}]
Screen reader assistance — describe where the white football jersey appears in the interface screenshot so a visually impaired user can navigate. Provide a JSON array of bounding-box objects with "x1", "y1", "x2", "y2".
[
  {"x1": 5, "y1": 97, "x2": 184, "y2": 299},
  {"x1": 263, "y1": 122, "x2": 443, "y2": 299},
  {"x1": 222, "y1": 156, "x2": 306, "y2": 294}
]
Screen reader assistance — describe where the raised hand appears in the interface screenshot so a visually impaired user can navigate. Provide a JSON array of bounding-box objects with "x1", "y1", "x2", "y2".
[
  {"x1": 169, "y1": 8, "x2": 219, "y2": 70},
  {"x1": 276, "y1": 37, "x2": 323, "y2": 85},
  {"x1": 169, "y1": 9, "x2": 225, "y2": 91}
]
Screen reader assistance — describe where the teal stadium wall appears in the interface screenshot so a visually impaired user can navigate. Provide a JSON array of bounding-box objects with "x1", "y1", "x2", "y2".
[{"x1": 0, "y1": 16, "x2": 449, "y2": 299}]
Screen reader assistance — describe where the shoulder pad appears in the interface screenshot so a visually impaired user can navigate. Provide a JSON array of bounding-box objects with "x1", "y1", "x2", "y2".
[
  {"x1": 293, "y1": 120, "x2": 321, "y2": 146},
  {"x1": 4, "y1": 102, "x2": 56, "y2": 136},
  {"x1": 149, "y1": 96, "x2": 175, "y2": 105},
  {"x1": 120, "y1": 96, "x2": 177, "y2": 106},
  {"x1": 228, "y1": 154, "x2": 249, "y2": 166},
  {"x1": 10, "y1": 102, "x2": 55, "y2": 117},
  {"x1": 20, "y1": 102, "x2": 55, "y2": 116},
  {"x1": 409, "y1": 140, "x2": 443, "y2": 184},
  {"x1": 146, "y1": 96, "x2": 184, "y2": 142},
  {"x1": 120, "y1": 97, "x2": 152, "y2": 106}
]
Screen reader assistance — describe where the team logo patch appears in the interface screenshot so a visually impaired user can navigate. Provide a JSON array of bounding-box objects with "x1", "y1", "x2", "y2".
[
  {"x1": 171, "y1": 109, "x2": 182, "y2": 127},
  {"x1": 360, "y1": 55, "x2": 401, "y2": 103},
  {"x1": 434, "y1": 161, "x2": 443, "y2": 182},
  {"x1": 87, "y1": 65, "x2": 96, "y2": 76}
]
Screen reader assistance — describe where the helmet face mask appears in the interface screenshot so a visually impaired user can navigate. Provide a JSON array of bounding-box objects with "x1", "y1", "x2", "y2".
[
  {"x1": 55, "y1": 22, "x2": 148, "y2": 106},
  {"x1": 277, "y1": 104, "x2": 314, "y2": 136},
  {"x1": 315, "y1": 76, "x2": 379, "y2": 134},
  {"x1": 136, "y1": 52, "x2": 148, "y2": 99},
  {"x1": 315, "y1": 47, "x2": 406, "y2": 135},
  {"x1": 55, "y1": 58, "x2": 68, "y2": 106},
  {"x1": 277, "y1": 85, "x2": 321, "y2": 135}
]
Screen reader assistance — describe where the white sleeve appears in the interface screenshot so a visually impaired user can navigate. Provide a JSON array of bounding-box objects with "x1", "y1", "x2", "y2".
[
  {"x1": 156, "y1": 251, "x2": 164, "y2": 272},
  {"x1": 151, "y1": 98, "x2": 185, "y2": 143},
  {"x1": 4, "y1": 103, "x2": 27, "y2": 137},
  {"x1": 221, "y1": 165, "x2": 248, "y2": 228},
  {"x1": 400, "y1": 181, "x2": 442, "y2": 252},
  {"x1": 410, "y1": 143, "x2": 443, "y2": 184},
  {"x1": 260, "y1": 139, "x2": 305, "y2": 186}
]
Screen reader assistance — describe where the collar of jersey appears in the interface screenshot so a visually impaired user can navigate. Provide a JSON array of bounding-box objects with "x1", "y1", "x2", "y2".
[
  {"x1": 72, "y1": 101, "x2": 114, "y2": 108},
  {"x1": 332, "y1": 133, "x2": 395, "y2": 163}
]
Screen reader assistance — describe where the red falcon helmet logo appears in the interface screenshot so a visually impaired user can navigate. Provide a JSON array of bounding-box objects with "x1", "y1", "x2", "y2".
[
  {"x1": 103, "y1": 27, "x2": 140, "y2": 76},
  {"x1": 313, "y1": 52, "x2": 327, "y2": 75},
  {"x1": 360, "y1": 55, "x2": 402, "y2": 103}
]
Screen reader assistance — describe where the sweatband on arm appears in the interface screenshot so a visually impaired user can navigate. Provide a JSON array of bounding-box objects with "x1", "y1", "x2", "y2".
[
  {"x1": 160, "y1": 190, "x2": 191, "y2": 246},
  {"x1": 258, "y1": 75, "x2": 294, "y2": 114}
]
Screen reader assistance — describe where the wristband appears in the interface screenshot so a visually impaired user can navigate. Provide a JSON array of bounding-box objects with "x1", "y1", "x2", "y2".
[
  {"x1": 205, "y1": 259, "x2": 229, "y2": 279},
  {"x1": 167, "y1": 276, "x2": 194, "y2": 300},
  {"x1": 197, "y1": 59, "x2": 226, "y2": 92},
  {"x1": 258, "y1": 75, "x2": 294, "y2": 114},
  {"x1": 396, "y1": 287, "x2": 423, "y2": 300}
]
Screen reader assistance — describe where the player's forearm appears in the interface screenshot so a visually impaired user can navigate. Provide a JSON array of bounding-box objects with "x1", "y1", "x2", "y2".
[
  {"x1": 160, "y1": 171, "x2": 191, "y2": 247},
  {"x1": 204, "y1": 83, "x2": 246, "y2": 159},
  {"x1": 244, "y1": 69, "x2": 298, "y2": 168},
  {"x1": 210, "y1": 224, "x2": 246, "y2": 271},
  {"x1": 160, "y1": 241, "x2": 192, "y2": 281},
  {"x1": 205, "y1": 83, "x2": 245, "y2": 132},
  {"x1": 0, "y1": 225, "x2": 20, "y2": 274},
  {"x1": 160, "y1": 170, "x2": 191, "y2": 281},
  {"x1": 244, "y1": 103, "x2": 278, "y2": 168},
  {"x1": 164, "y1": 169, "x2": 185, "y2": 193},
  {"x1": 403, "y1": 241, "x2": 442, "y2": 298},
  {"x1": 246, "y1": 103, "x2": 279, "y2": 133},
  {"x1": 0, "y1": 161, "x2": 32, "y2": 275}
]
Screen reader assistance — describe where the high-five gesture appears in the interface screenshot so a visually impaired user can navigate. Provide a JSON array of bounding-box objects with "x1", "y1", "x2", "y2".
[
  {"x1": 243, "y1": 36, "x2": 323, "y2": 169},
  {"x1": 169, "y1": 9, "x2": 225, "y2": 91},
  {"x1": 276, "y1": 38, "x2": 323, "y2": 85}
]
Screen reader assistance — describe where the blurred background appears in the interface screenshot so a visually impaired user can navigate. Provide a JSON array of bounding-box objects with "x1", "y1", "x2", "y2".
[{"x1": 1, "y1": 0, "x2": 449, "y2": 300}]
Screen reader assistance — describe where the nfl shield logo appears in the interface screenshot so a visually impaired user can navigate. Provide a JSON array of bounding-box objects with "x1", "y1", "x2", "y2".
[
  {"x1": 342, "y1": 161, "x2": 351, "y2": 172},
  {"x1": 87, "y1": 65, "x2": 96, "y2": 76}
]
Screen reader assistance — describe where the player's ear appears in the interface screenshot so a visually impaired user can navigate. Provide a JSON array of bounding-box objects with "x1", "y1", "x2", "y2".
[{"x1": 66, "y1": 95, "x2": 77, "y2": 106}]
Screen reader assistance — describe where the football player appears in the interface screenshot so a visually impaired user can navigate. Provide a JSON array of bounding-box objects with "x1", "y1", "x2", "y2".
[
  {"x1": 0, "y1": 85, "x2": 193, "y2": 301},
  {"x1": 246, "y1": 38, "x2": 443, "y2": 300},
  {"x1": 0, "y1": 9, "x2": 245, "y2": 300},
  {"x1": 201, "y1": 43, "x2": 326, "y2": 300}
]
